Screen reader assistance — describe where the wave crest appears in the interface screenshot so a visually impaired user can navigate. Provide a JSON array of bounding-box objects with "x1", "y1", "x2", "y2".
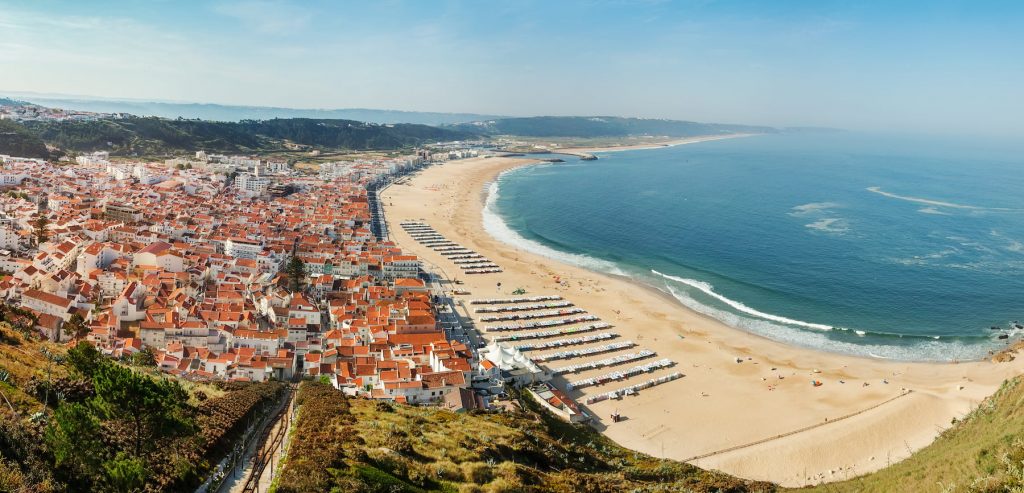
[
  {"x1": 650, "y1": 269, "x2": 834, "y2": 331},
  {"x1": 656, "y1": 279, "x2": 992, "y2": 361}
]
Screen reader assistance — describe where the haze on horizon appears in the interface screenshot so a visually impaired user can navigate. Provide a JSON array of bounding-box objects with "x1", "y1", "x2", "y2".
[{"x1": 1, "y1": 0, "x2": 1021, "y2": 137}]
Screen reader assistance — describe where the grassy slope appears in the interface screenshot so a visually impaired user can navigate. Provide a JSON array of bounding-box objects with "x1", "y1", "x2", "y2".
[
  {"x1": 798, "y1": 376, "x2": 1024, "y2": 493},
  {"x1": 0, "y1": 324, "x2": 66, "y2": 416},
  {"x1": 0, "y1": 323, "x2": 284, "y2": 491},
  {"x1": 275, "y1": 382, "x2": 775, "y2": 493}
]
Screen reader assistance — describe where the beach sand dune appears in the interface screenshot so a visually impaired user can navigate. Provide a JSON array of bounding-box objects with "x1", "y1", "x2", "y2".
[{"x1": 382, "y1": 148, "x2": 1023, "y2": 487}]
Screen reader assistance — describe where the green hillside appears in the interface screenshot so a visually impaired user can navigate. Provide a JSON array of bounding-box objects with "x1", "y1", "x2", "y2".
[
  {"x1": 0, "y1": 119, "x2": 50, "y2": 159},
  {"x1": 16, "y1": 116, "x2": 476, "y2": 157},
  {"x1": 0, "y1": 323, "x2": 285, "y2": 492}
]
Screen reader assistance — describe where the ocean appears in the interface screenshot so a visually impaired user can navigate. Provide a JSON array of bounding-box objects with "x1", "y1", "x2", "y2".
[{"x1": 484, "y1": 132, "x2": 1024, "y2": 361}]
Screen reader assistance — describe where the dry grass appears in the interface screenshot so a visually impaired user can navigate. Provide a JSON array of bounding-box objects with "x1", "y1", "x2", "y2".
[
  {"x1": 276, "y1": 382, "x2": 775, "y2": 492},
  {"x1": 0, "y1": 324, "x2": 67, "y2": 416}
]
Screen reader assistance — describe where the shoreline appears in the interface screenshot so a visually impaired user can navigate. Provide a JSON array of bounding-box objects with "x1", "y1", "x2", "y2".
[
  {"x1": 544, "y1": 133, "x2": 758, "y2": 157},
  {"x1": 486, "y1": 138, "x2": 1003, "y2": 363},
  {"x1": 382, "y1": 144, "x2": 1024, "y2": 486},
  {"x1": 486, "y1": 139, "x2": 997, "y2": 363}
]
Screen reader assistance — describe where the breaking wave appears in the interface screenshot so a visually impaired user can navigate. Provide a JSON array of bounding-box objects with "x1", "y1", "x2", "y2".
[
  {"x1": 482, "y1": 170, "x2": 626, "y2": 276},
  {"x1": 652, "y1": 272, "x2": 995, "y2": 361},
  {"x1": 650, "y1": 270, "x2": 834, "y2": 331}
]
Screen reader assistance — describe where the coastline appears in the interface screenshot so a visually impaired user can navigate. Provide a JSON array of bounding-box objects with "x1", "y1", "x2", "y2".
[
  {"x1": 381, "y1": 143, "x2": 1024, "y2": 487},
  {"x1": 546, "y1": 133, "x2": 757, "y2": 157}
]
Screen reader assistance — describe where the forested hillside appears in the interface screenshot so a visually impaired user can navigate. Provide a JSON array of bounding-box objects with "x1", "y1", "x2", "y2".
[
  {"x1": 0, "y1": 120, "x2": 50, "y2": 159},
  {"x1": 10, "y1": 116, "x2": 474, "y2": 157}
]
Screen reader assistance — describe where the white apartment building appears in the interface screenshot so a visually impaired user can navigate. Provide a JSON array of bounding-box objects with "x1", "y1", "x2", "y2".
[
  {"x1": 225, "y1": 238, "x2": 264, "y2": 259},
  {"x1": 234, "y1": 172, "x2": 271, "y2": 195}
]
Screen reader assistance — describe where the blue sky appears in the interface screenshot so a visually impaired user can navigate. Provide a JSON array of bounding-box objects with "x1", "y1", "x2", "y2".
[{"x1": 1, "y1": 0, "x2": 1021, "y2": 135}]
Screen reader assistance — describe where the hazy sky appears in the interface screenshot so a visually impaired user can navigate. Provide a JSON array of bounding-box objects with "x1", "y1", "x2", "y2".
[{"x1": 1, "y1": 0, "x2": 1021, "y2": 135}]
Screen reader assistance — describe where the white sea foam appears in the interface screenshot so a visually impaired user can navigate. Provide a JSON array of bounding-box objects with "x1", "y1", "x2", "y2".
[
  {"x1": 789, "y1": 202, "x2": 840, "y2": 216},
  {"x1": 481, "y1": 173, "x2": 625, "y2": 276},
  {"x1": 991, "y1": 230, "x2": 1024, "y2": 254},
  {"x1": 650, "y1": 269, "x2": 835, "y2": 331},
  {"x1": 805, "y1": 217, "x2": 849, "y2": 234},
  {"x1": 918, "y1": 207, "x2": 950, "y2": 215},
  {"x1": 658, "y1": 281, "x2": 991, "y2": 362},
  {"x1": 867, "y1": 186, "x2": 1023, "y2": 212}
]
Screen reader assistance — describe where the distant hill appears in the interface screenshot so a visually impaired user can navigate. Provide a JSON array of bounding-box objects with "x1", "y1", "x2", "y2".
[
  {"x1": 11, "y1": 96, "x2": 504, "y2": 126},
  {"x1": 0, "y1": 119, "x2": 50, "y2": 159},
  {"x1": 0, "y1": 98, "x2": 28, "y2": 108},
  {"x1": 448, "y1": 116, "x2": 777, "y2": 138},
  {"x1": 16, "y1": 116, "x2": 476, "y2": 156}
]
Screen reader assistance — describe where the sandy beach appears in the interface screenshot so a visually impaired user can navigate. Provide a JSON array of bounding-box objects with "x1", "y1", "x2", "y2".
[
  {"x1": 380, "y1": 141, "x2": 1024, "y2": 487},
  {"x1": 554, "y1": 133, "x2": 760, "y2": 153}
]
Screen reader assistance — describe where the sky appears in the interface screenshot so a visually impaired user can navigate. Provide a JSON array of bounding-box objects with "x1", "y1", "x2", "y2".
[{"x1": 1, "y1": 0, "x2": 1022, "y2": 135}]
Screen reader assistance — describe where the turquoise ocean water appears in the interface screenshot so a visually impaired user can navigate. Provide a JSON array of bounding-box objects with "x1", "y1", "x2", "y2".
[{"x1": 484, "y1": 133, "x2": 1024, "y2": 361}]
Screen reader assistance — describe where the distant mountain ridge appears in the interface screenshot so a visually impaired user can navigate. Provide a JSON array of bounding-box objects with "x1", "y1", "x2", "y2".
[
  {"x1": 9, "y1": 95, "x2": 504, "y2": 126},
  {"x1": 0, "y1": 96, "x2": 793, "y2": 158},
  {"x1": 447, "y1": 116, "x2": 777, "y2": 138},
  {"x1": 15, "y1": 116, "x2": 475, "y2": 156}
]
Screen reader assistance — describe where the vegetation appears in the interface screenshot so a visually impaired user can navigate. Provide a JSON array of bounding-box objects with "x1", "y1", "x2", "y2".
[
  {"x1": 284, "y1": 256, "x2": 307, "y2": 293},
  {"x1": 32, "y1": 213, "x2": 50, "y2": 246},
  {"x1": 799, "y1": 376, "x2": 1024, "y2": 493},
  {"x1": 0, "y1": 119, "x2": 50, "y2": 159},
  {"x1": 13, "y1": 116, "x2": 475, "y2": 157},
  {"x1": 65, "y1": 312, "x2": 90, "y2": 341},
  {"x1": 274, "y1": 381, "x2": 774, "y2": 493},
  {"x1": 0, "y1": 326, "x2": 285, "y2": 492},
  {"x1": 447, "y1": 116, "x2": 776, "y2": 138}
]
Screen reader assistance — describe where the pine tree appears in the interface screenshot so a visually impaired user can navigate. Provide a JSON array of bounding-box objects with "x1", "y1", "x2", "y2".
[
  {"x1": 285, "y1": 256, "x2": 306, "y2": 293},
  {"x1": 91, "y1": 363, "x2": 192, "y2": 458},
  {"x1": 66, "y1": 313, "x2": 89, "y2": 340},
  {"x1": 32, "y1": 213, "x2": 49, "y2": 246}
]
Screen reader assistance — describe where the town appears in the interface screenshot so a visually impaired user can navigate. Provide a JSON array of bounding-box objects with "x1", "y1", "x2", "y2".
[{"x1": 0, "y1": 146, "x2": 517, "y2": 413}]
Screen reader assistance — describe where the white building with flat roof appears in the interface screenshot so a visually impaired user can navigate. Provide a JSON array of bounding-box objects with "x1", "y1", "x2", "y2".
[
  {"x1": 225, "y1": 238, "x2": 264, "y2": 259},
  {"x1": 234, "y1": 172, "x2": 271, "y2": 195}
]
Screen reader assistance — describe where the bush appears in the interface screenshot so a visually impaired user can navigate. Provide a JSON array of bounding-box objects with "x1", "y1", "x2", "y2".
[{"x1": 275, "y1": 382, "x2": 356, "y2": 493}]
